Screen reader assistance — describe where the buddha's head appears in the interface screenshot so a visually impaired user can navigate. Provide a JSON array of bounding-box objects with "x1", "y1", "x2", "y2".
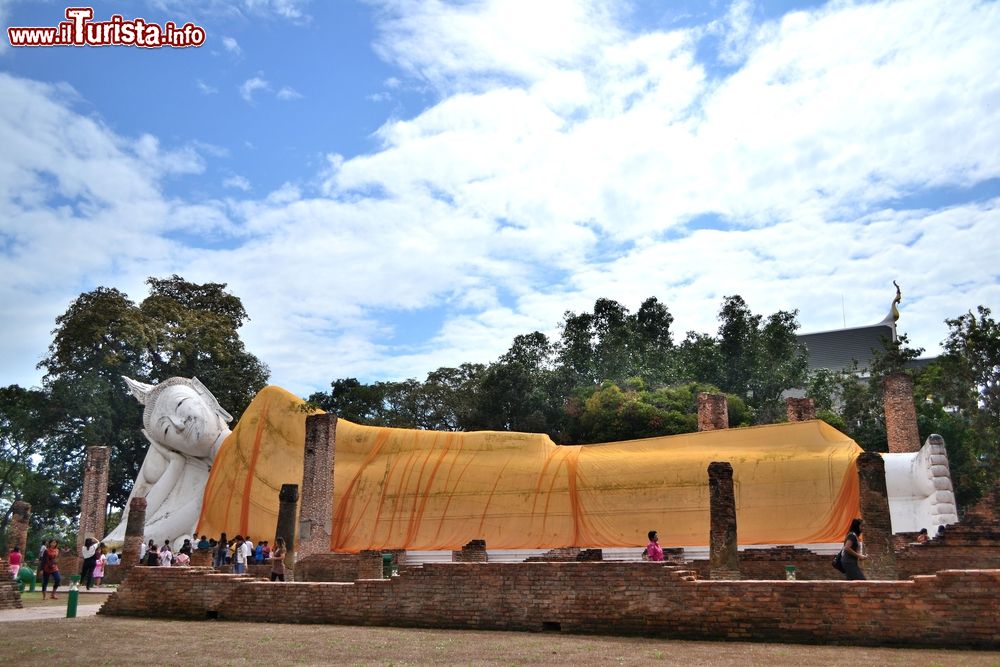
[{"x1": 123, "y1": 376, "x2": 233, "y2": 458}]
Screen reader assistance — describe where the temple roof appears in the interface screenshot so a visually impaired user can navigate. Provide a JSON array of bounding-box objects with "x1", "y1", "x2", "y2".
[{"x1": 797, "y1": 321, "x2": 897, "y2": 373}]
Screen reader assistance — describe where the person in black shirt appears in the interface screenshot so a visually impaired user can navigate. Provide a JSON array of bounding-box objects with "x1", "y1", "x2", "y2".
[{"x1": 842, "y1": 517, "x2": 869, "y2": 580}]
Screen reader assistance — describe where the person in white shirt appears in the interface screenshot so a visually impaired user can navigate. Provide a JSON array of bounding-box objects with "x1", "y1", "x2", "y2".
[
  {"x1": 158, "y1": 546, "x2": 173, "y2": 567},
  {"x1": 232, "y1": 535, "x2": 248, "y2": 574},
  {"x1": 106, "y1": 549, "x2": 121, "y2": 566},
  {"x1": 80, "y1": 538, "x2": 99, "y2": 589}
]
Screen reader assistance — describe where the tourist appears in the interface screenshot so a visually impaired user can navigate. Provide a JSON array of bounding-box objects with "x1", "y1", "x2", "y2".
[
  {"x1": 144, "y1": 544, "x2": 159, "y2": 567},
  {"x1": 214, "y1": 533, "x2": 228, "y2": 568},
  {"x1": 139, "y1": 539, "x2": 149, "y2": 563},
  {"x1": 242, "y1": 535, "x2": 254, "y2": 566},
  {"x1": 232, "y1": 535, "x2": 248, "y2": 574},
  {"x1": 254, "y1": 541, "x2": 264, "y2": 564},
  {"x1": 7, "y1": 546, "x2": 22, "y2": 578},
  {"x1": 197, "y1": 535, "x2": 211, "y2": 552},
  {"x1": 7, "y1": 546, "x2": 22, "y2": 577},
  {"x1": 159, "y1": 543, "x2": 173, "y2": 566},
  {"x1": 106, "y1": 548, "x2": 121, "y2": 567},
  {"x1": 915, "y1": 528, "x2": 930, "y2": 543},
  {"x1": 179, "y1": 539, "x2": 193, "y2": 557},
  {"x1": 175, "y1": 550, "x2": 190, "y2": 566},
  {"x1": 842, "y1": 518, "x2": 869, "y2": 580},
  {"x1": 93, "y1": 543, "x2": 107, "y2": 587},
  {"x1": 39, "y1": 539, "x2": 61, "y2": 599},
  {"x1": 143, "y1": 539, "x2": 157, "y2": 564},
  {"x1": 644, "y1": 530, "x2": 664, "y2": 562},
  {"x1": 262, "y1": 541, "x2": 270, "y2": 561},
  {"x1": 269, "y1": 537, "x2": 286, "y2": 582},
  {"x1": 80, "y1": 537, "x2": 99, "y2": 590}
]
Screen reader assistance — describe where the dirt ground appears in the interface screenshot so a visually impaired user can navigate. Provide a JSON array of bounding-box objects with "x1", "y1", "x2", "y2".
[{"x1": 0, "y1": 616, "x2": 997, "y2": 666}]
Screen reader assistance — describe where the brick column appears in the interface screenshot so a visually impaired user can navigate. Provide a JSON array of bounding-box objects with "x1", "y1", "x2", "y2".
[
  {"x1": 698, "y1": 393, "x2": 729, "y2": 431},
  {"x1": 786, "y1": 397, "x2": 816, "y2": 422},
  {"x1": 122, "y1": 496, "x2": 147, "y2": 570},
  {"x1": 8, "y1": 501, "x2": 31, "y2": 555},
  {"x1": 883, "y1": 372, "x2": 920, "y2": 453},
  {"x1": 190, "y1": 549, "x2": 212, "y2": 567},
  {"x1": 78, "y1": 446, "x2": 110, "y2": 550},
  {"x1": 275, "y1": 483, "x2": 299, "y2": 580},
  {"x1": 856, "y1": 453, "x2": 898, "y2": 579},
  {"x1": 299, "y1": 414, "x2": 337, "y2": 560},
  {"x1": 452, "y1": 539, "x2": 488, "y2": 563},
  {"x1": 708, "y1": 462, "x2": 741, "y2": 580}
]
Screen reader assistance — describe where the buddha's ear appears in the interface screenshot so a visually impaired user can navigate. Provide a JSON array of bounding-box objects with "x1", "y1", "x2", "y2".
[{"x1": 123, "y1": 377, "x2": 156, "y2": 405}]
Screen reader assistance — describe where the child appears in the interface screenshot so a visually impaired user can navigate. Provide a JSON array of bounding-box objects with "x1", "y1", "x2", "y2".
[{"x1": 93, "y1": 543, "x2": 107, "y2": 586}]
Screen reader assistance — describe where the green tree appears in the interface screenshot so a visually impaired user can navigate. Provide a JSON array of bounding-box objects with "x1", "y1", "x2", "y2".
[
  {"x1": 37, "y1": 276, "x2": 269, "y2": 514},
  {"x1": 0, "y1": 386, "x2": 69, "y2": 551},
  {"x1": 917, "y1": 307, "x2": 1000, "y2": 506},
  {"x1": 570, "y1": 380, "x2": 749, "y2": 444},
  {"x1": 474, "y1": 333, "x2": 561, "y2": 433},
  {"x1": 555, "y1": 297, "x2": 675, "y2": 386},
  {"x1": 711, "y1": 296, "x2": 808, "y2": 424}
]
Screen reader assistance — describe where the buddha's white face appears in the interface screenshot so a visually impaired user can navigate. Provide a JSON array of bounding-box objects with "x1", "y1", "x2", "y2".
[{"x1": 146, "y1": 385, "x2": 224, "y2": 458}]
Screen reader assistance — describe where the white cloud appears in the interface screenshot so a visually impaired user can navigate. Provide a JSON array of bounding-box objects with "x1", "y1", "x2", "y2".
[
  {"x1": 2, "y1": 0, "x2": 999, "y2": 398},
  {"x1": 276, "y1": 86, "x2": 302, "y2": 100},
  {"x1": 239, "y1": 75, "x2": 270, "y2": 102},
  {"x1": 223, "y1": 175, "x2": 251, "y2": 191},
  {"x1": 196, "y1": 79, "x2": 218, "y2": 95},
  {"x1": 221, "y1": 36, "x2": 242, "y2": 55}
]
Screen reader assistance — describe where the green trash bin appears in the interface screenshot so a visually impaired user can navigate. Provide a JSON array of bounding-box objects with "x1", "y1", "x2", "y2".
[{"x1": 16, "y1": 565, "x2": 36, "y2": 593}]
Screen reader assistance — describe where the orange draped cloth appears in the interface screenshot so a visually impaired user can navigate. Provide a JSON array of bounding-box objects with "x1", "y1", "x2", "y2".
[{"x1": 198, "y1": 386, "x2": 861, "y2": 550}]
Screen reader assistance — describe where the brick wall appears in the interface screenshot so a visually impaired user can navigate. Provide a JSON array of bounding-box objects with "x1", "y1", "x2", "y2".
[
  {"x1": 883, "y1": 373, "x2": 920, "y2": 453},
  {"x1": 294, "y1": 552, "x2": 383, "y2": 582},
  {"x1": 0, "y1": 562, "x2": 22, "y2": 609},
  {"x1": 690, "y1": 547, "x2": 837, "y2": 581},
  {"x1": 452, "y1": 539, "x2": 488, "y2": 562},
  {"x1": 686, "y1": 531, "x2": 1000, "y2": 581},
  {"x1": 78, "y1": 446, "x2": 109, "y2": 550},
  {"x1": 100, "y1": 564, "x2": 1000, "y2": 648},
  {"x1": 697, "y1": 393, "x2": 728, "y2": 431}
]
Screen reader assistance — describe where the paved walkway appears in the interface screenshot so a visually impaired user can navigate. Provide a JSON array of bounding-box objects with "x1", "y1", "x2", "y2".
[{"x1": 0, "y1": 588, "x2": 115, "y2": 623}]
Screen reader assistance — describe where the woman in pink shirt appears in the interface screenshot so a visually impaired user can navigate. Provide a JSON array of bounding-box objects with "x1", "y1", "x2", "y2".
[
  {"x1": 7, "y1": 547, "x2": 21, "y2": 577},
  {"x1": 645, "y1": 530, "x2": 664, "y2": 562}
]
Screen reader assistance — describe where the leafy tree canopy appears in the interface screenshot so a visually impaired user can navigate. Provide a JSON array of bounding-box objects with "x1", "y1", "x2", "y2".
[{"x1": 34, "y1": 275, "x2": 269, "y2": 513}]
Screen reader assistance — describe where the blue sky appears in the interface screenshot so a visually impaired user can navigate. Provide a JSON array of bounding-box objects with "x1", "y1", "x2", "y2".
[{"x1": 1, "y1": 0, "x2": 998, "y2": 398}]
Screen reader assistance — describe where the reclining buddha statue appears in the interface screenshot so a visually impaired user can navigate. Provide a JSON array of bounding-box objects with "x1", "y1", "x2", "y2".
[
  {"x1": 102, "y1": 375, "x2": 958, "y2": 551},
  {"x1": 102, "y1": 376, "x2": 233, "y2": 548}
]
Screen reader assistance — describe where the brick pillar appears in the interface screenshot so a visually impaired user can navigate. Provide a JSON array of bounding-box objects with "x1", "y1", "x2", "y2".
[
  {"x1": 275, "y1": 483, "x2": 299, "y2": 579},
  {"x1": 78, "y1": 446, "x2": 110, "y2": 550},
  {"x1": 698, "y1": 393, "x2": 728, "y2": 431},
  {"x1": 883, "y1": 372, "x2": 920, "y2": 453},
  {"x1": 8, "y1": 501, "x2": 31, "y2": 555},
  {"x1": 785, "y1": 397, "x2": 816, "y2": 422},
  {"x1": 856, "y1": 453, "x2": 898, "y2": 579},
  {"x1": 190, "y1": 549, "x2": 212, "y2": 567},
  {"x1": 708, "y1": 462, "x2": 741, "y2": 580},
  {"x1": 299, "y1": 414, "x2": 336, "y2": 560},
  {"x1": 452, "y1": 539, "x2": 488, "y2": 563},
  {"x1": 122, "y1": 496, "x2": 147, "y2": 570}
]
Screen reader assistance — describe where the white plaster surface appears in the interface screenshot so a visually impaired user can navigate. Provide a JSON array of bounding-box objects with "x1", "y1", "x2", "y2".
[
  {"x1": 883, "y1": 435, "x2": 958, "y2": 533},
  {"x1": 102, "y1": 377, "x2": 232, "y2": 549}
]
